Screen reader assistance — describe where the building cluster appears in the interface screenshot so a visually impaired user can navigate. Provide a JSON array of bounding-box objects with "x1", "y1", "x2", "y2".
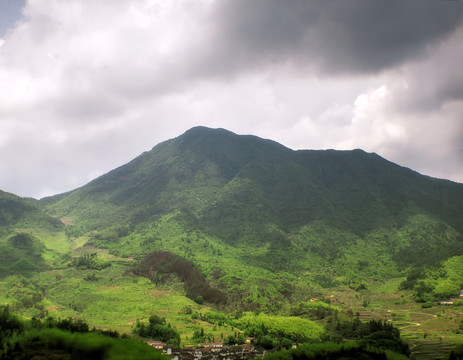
[{"x1": 147, "y1": 341, "x2": 267, "y2": 360}]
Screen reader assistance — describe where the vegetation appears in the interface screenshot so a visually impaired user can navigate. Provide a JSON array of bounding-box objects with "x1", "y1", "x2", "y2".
[
  {"x1": 232, "y1": 312, "x2": 324, "y2": 346},
  {"x1": 263, "y1": 342, "x2": 405, "y2": 360},
  {"x1": 449, "y1": 344, "x2": 463, "y2": 360},
  {"x1": 2, "y1": 126, "x2": 463, "y2": 356},
  {"x1": 400, "y1": 255, "x2": 463, "y2": 302},
  {"x1": 72, "y1": 252, "x2": 111, "y2": 270},
  {"x1": 327, "y1": 319, "x2": 410, "y2": 356},
  {"x1": 37, "y1": 127, "x2": 463, "y2": 310},
  {"x1": 0, "y1": 306, "x2": 165, "y2": 360},
  {"x1": 132, "y1": 250, "x2": 226, "y2": 305},
  {"x1": 133, "y1": 314, "x2": 180, "y2": 347}
]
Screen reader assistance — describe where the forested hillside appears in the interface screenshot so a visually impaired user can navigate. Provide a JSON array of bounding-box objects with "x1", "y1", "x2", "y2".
[
  {"x1": 39, "y1": 127, "x2": 463, "y2": 305},
  {"x1": 0, "y1": 190, "x2": 65, "y2": 278},
  {"x1": 42, "y1": 127, "x2": 463, "y2": 238},
  {"x1": 1, "y1": 127, "x2": 463, "y2": 354}
]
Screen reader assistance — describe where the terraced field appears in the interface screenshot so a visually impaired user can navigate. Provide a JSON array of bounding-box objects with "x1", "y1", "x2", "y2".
[{"x1": 409, "y1": 339, "x2": 454, "y2": 360}]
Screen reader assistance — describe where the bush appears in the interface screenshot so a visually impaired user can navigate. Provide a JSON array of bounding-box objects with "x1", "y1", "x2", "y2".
[
  {"x1": 3, "y1": 328, "x2": 165, "y2": 360},
  {"x1": 72, "y1": 253, "x2": 111, "y2": 270},
  {"x1": 133, "y1": 315, "x2": 180, "y2": 347},
  {"x1": 0, "y1": 306, "x2": 24, "y2": 338},
  {"x1": 421, "y1": 302, "x2": 433, "y2": 309}
]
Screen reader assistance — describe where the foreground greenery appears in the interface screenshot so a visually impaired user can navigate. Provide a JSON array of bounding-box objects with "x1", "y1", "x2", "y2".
[
  {"x1": 0, "y1": 305, "x2": 412, "y2": 359},
  {"x1": 263, "y1": 342, "x2": 408, "y2": 360},
  {"x1": 0, "y1": 306, "x2": 165, "y2": 360}
]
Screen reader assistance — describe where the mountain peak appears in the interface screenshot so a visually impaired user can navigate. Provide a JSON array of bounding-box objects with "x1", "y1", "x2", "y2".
[
  {"x1": 182, "y1": 126, "x2": 234, "y2": 137},
  {"x1": 177, "y1": 126, "x2": 291, "y2": 155}
]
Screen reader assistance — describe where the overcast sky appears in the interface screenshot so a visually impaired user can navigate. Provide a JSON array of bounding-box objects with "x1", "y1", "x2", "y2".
[{"x1": 1, "y1": 0, "x2": 463, "y2": 199}]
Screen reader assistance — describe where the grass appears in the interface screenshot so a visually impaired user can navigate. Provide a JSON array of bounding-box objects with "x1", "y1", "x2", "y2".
[
  {"x1": 0, "y1": 262, "x2": 236, "y2": 346},
  {"x1": 31, "y1": 228, "x2": 70, "y2": 261},
  {"x1": 370, "y1": 278, "x2": 406, "y2": 294}
]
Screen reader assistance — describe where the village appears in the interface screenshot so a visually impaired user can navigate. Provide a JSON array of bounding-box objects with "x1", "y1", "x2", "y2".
[{"x1": 146, "y1": 338, "x2": 281, "y2": 360}]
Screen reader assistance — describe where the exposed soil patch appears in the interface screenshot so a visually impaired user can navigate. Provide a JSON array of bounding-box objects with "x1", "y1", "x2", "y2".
[
  {"x1": 45, "y1": 305, "x2": 62, "y2": 312},
  {"x1": 60, "y1": 217, "x2": 74, "y2": 226}
]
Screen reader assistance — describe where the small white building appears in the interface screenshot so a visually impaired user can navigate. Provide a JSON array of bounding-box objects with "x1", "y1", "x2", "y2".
[{"x1": 147, "y1": 341, "x2": 167, "y2": 350}]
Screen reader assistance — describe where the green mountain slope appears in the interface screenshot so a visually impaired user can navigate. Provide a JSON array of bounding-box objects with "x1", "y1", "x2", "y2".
[
  {"x1": 37, "y1": 127, "x2": 463, "y2": 310},
  {"x1": 0, "y1": 190, "x2": 66, "y2": 278},
  {"x1": 0, "y1": 190, "x2": 62, "y2": 228},
  {"x1": 43, "y1": 127, "x2": 463, "y2": 234}
]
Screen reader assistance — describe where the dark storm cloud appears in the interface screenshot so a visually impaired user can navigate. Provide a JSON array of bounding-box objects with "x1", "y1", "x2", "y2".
[
  {"x1": 389, "y1": 26, "x2": 463, "y2": 113},
  {"x1": 199, "y1": 0, "x2": 463, "y2": 75}
]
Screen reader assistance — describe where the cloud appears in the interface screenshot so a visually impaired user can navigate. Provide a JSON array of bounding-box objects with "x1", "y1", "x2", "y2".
[
  {"x1": 392, "y1": 26, "x2": 463, "y2": 113},
  {"x1": 198, "y1": 0, "x2": 463, "y2": 76},
  {"x1": 0, "y1": 0, "x2": 462, "y2": 198}
]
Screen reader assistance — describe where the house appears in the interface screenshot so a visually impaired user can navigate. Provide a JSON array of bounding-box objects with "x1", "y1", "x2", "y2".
[
  {"x1": 198, "y1": 342, "x2": 223, "y2": 351},
  {"x1": 210, "y1": 343, "x2": 223, "y2": 352},
  {"x1": 245, "y1": 337, "x2": 254, "y2": 344},
  {"x1": 147, "y1": 341, "x2": 167, "y2": 350},
  {"x1": 439, "y1": 300, "x2": 454, "y2": 305}
]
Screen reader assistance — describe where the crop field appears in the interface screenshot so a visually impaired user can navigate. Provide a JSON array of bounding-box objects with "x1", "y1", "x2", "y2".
[{"x1": 322, "y1": 277, "x2": 463, "y2": 357}]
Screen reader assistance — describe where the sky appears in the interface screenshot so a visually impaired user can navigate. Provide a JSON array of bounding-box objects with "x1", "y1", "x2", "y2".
[{"x1": 0, "y1": 0, "x2": 462, "y2": 199}]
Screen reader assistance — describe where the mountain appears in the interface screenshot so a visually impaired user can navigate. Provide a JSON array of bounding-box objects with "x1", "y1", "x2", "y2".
[
  {"x1": 3, "y1": 125, "x2": 463, "y2": 351},
  {"x1": 43, "y1": 126, "x2": 463, "y2": 234},
  {"x1": 37, "y1": 127, "x2": 463, "y2": 309}
]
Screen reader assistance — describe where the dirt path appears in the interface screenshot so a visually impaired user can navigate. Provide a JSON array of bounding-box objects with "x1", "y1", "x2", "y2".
[{"x1": 398, "y1": 322, "x2": 421, "y2": 330}]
